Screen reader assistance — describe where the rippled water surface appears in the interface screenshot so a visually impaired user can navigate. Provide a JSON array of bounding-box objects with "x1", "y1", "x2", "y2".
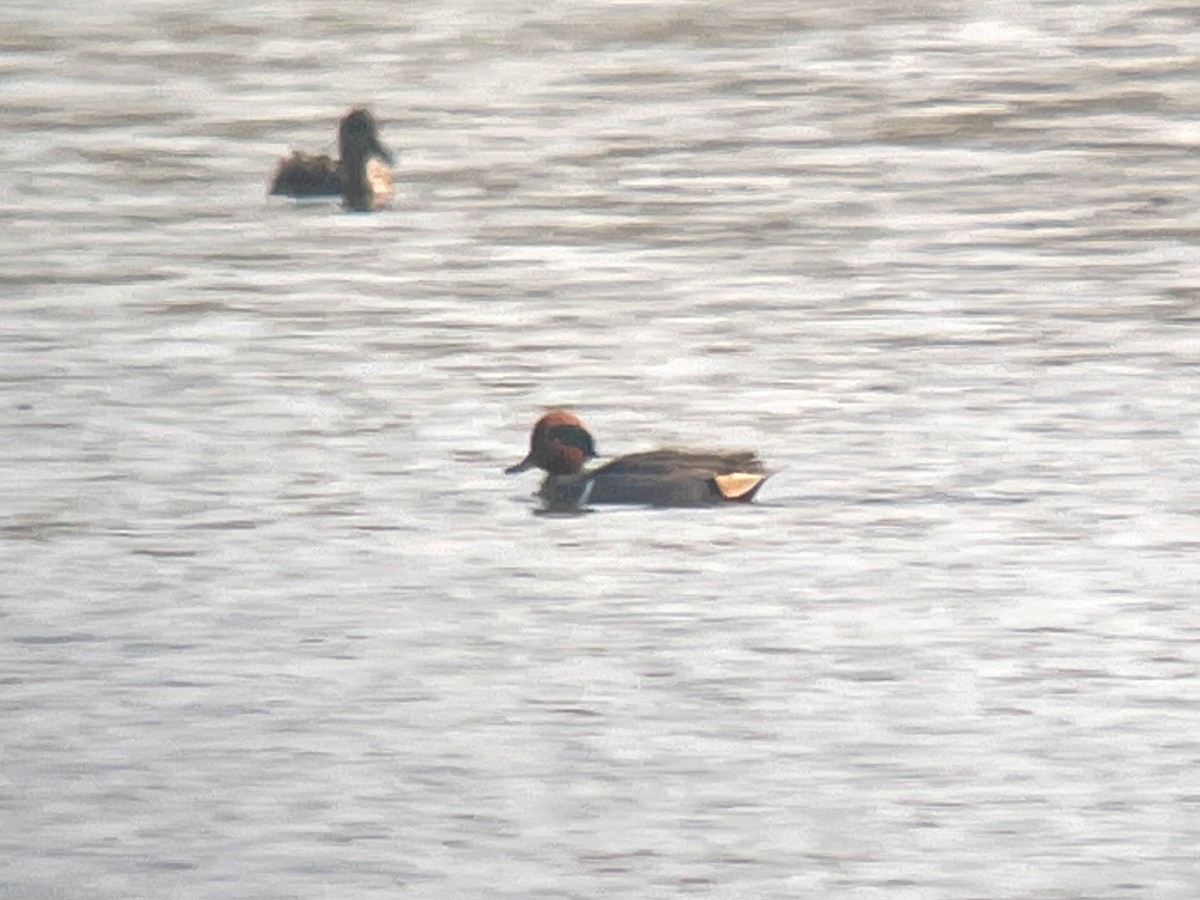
[{"x1": 2, "y1": 1, "x2": 1199, "y2": 897}]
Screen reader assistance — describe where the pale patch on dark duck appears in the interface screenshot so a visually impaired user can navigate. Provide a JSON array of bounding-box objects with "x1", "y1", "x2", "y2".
[{"x1": 269, "y1": 107, "x2": 394, "y2": 212}]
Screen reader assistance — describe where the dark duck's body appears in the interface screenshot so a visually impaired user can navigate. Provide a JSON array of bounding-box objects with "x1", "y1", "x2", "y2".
[
  {"x1": 269, "y1": 108, "x2": 394, "y2": 212},
  {"x1": 505, "y1": 410, "x2": 770, "y2": 509}
]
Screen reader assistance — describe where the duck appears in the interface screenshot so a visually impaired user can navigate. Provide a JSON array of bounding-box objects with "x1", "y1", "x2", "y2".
[
  {"x1": 268, "y1": 107, "x2": 394, "y2": 212},
  {"x1": 505, "y1": 409, "x2": 770, "y2": 509}
]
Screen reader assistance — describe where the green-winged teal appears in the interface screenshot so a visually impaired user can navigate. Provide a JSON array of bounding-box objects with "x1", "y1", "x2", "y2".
[
  {"x1": 505, "y1": 410, "x2": 770, "y2": 509},
  {"x1": 269, "y1": 108, "x2": 394, "y2": 212}
]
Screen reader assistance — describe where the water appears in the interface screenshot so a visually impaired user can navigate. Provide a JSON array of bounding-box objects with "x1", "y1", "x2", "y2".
[{"x1": 2, "y1": 0, "x2": 1198, "y2": 897}]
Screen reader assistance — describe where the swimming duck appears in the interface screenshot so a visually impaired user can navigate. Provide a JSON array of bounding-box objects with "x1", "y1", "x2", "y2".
[
  {"x1": 268, "y1": 108, "x2": 394, "y2": 212},
  {"x1": 505, "y1": 410, "x2": 770, "y2": 509}
]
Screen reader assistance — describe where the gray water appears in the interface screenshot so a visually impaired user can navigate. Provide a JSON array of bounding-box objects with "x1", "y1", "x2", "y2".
[{"x1": 2, "y1": 0, "x2": 1198, "y2": 897}]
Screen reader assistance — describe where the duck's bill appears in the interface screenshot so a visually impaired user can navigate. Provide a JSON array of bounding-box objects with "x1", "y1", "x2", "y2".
[
  {"x1": 504, "y1": 455, "x2": 535, "y2": 474},
  {"x1": 372, "y1": 141, "x2": 396, "y2": 165}
]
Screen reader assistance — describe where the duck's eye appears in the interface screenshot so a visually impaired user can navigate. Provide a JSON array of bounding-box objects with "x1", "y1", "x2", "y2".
[{"x1": 547, "y1": 424, "x2": 596, "y2": 458}]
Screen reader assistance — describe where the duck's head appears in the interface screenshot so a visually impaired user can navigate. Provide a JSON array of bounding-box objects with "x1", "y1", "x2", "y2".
[
  {"x1": 338, "y1": 108, "x2": 394, "y2": 164},
  {"x1": 505, "y1": 409, "x2": 598, "y2": 476}
]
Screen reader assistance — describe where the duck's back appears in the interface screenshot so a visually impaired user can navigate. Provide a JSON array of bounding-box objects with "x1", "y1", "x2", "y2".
[
  {"x1": 597, "y1": 449, "x2": 765, "y2": 477},
  {"x1": 269, "y1": 152, "x2": 341, "y2": 197}
]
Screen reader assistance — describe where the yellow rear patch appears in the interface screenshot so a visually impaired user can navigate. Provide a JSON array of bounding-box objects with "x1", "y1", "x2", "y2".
[{"x1": 713, "y1": 472, "x2": 765, "y2": 500}]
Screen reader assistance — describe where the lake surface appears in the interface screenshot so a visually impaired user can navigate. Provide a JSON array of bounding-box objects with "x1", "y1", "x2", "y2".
[{"x1": 2, "y1": 0, "x2": 1198, "y2": 897}]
